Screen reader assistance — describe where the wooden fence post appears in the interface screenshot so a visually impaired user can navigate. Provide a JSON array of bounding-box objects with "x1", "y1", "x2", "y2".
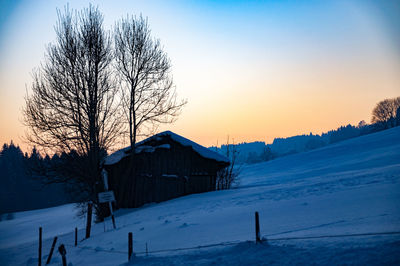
[
  {"x1": 111, "y1": 210, "x2": 116, "y2": 229},
  {"x1": 128, "y1": 232, "x2": 133, "y2": 261},
  {"x1": 45, "y1": 236, "x2": 57, "y2": 265},
  {"x1": 255, "y1": 212, "x2": 261, "y2": 243},
  {"x1": 38, "y1": 227, "x2": 42, "y2": 266},
  {"x1": 85, "y1": 202, "x2": 92, "y2": 239},
  {"x1": 102, "y1": 169, "x2": 117, "y2": 230},
  {"x1": 75, "y1": 227, "x2": 78, "y2": 246},
  {"x1": 58, "y1": 244, "x2": 67, "y2": 266}
]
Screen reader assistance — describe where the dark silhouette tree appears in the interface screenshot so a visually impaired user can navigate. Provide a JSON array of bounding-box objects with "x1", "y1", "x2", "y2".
[
  {"x1": 260, "y1": 146, "x2": 275, "y2": 161},
  {"x1": 114, "y1": 15, "x2": 186, "y2": 152},
  {"x1": 23, "y1": 5, "x2": 122, "y2": 229},
  {"x1": 371, "y1": 97, "x2": 400, "y2": 128},
  {"x1": 216, "y1": 137, "x2": 240, "y2": 190},
  {"x1": 0, "y1": 143, "x2": 72, "y2": 215},
  {"x1": 113, "y1": 15, "x2": 186, "y2": 207}
]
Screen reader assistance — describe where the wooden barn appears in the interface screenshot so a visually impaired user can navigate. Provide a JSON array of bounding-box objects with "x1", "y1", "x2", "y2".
[{"x1": 103, "y1": 131, "x2": 229, "y2": 208}]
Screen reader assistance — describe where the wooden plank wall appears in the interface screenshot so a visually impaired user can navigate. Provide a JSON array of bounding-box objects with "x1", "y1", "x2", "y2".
[{"x1": 105, "y1": 136, "x2": 226, "y2": 208}]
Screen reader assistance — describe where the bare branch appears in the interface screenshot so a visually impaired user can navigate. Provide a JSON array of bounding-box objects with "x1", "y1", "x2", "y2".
[
  {"x1": 23, "y1": 5, "x2": 123, "y2": 205},
  {"x1": 114, "y1": 15, "x2": 187, "y2": 149}
]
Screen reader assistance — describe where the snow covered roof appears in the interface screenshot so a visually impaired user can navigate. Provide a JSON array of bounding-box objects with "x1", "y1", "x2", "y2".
[
  {"x1": 104, "y1": 146, "x2": 130, "y2": 166},
  {"x1": 104, "y1": 131, "x2": 230, "y2": 165}
]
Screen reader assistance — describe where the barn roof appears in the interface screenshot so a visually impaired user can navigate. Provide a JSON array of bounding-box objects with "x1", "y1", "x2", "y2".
[{"x1": 104, "y1": 131, "x2": 230, "y2": 165}]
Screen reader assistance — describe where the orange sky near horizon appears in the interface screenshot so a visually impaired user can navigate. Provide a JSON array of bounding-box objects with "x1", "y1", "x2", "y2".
[{"x1": 0, "y1": 0, "x2": 399, "y2": 153}]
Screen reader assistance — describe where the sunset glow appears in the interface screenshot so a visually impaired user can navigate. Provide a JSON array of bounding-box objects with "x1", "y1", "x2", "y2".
[{"x1": 1, "y1": 0, "x2": 399, "y2": 151}]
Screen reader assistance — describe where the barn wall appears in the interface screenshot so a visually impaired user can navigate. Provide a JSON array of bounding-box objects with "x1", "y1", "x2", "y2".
[{"x1": 105, "y1": 136, "x2": 228, "y2": 208}]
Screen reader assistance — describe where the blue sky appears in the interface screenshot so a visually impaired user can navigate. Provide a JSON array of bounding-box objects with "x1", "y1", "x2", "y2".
[{"x1": 0, "y1": 0, "x2": 399, "y2": 151}]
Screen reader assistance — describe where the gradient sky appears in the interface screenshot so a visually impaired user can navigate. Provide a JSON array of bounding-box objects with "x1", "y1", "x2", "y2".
[{"x1": 0, "y1": 0, "x2": 399, "y2": 152}]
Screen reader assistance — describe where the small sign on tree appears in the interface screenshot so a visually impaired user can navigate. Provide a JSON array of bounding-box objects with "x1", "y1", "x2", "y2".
[{"x1": 98, "y1": 191, "x2": 116, "y2": 203}]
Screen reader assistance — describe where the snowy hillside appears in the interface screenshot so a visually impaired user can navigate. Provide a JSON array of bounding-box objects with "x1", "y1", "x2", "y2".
[{"x1": 1, "y1": 127, "x2": 399, "y2": 265}]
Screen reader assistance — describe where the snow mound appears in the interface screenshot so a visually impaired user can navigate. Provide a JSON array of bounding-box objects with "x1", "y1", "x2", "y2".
[{"x1": 2, "y1": 127, "x2": 399, "y2": 265}]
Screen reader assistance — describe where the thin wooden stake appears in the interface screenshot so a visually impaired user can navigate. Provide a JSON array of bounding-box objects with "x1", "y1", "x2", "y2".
[
  {"x1": 58, "y1": 244, "x2": 67, "y2": 266},
  {"x1": 110, "y1": 208, "x2": 116, "y2": 229},
  {"x1": 102, "y1": 169, "x2": 117, "y2": 229},
  {"x1": 45, "y1": 236, "x2": 57, "y2": 265},
  {"x1": 128, "y1": 232, "x2": 133, "y2": 261},
  {"x1": 255, "y1": 211, "x2": 261, "y2": 243},
  {"x1": 38, "y1": 227, "x2": 42, "y2": 266},
  {"x1": 146, "y1": 242, "x2": 148, "y2": 256},
  {"x1": 75, "y1": 227, "x2": 78, "y2": 246},
  {"x1": 85, "y1": 202, "x2": 93, "y2": 239}
]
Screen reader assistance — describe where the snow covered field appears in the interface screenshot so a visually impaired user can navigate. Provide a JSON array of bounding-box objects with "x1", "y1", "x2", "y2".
[{"x1": 1, "y1": 127, "x2": 400, "y2": 265}]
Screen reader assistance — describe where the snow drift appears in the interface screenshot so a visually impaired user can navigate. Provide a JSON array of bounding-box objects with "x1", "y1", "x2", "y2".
[{"x1": 1, "y1": 127, "x2": 399, "y2": 265}]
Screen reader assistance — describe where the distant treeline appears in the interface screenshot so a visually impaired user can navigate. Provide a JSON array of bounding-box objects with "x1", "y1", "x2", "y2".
[
  {"x1": 1, "y1": 97, "x2": 399, "y2": 214},
  {"x1": 0, "y1": 142, "x2": 73, "y2": 215},
  {"x1": 212, "y1": 97, "x2": 400, "y2": 164}
]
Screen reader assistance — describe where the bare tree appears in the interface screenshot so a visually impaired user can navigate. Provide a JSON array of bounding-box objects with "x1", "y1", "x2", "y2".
[
  {"x1": 371, "y1": 97, "x2": 400, "y2": 128},
  {"x1": 216, "y1": 137, "x2": 240, "y2": 190},
  {"x1": 114, "y1": 15, "x2": 186, "y2": 152},
  {"x1": 24, "y1": 5, "x2": 122, "y2": 232}
]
